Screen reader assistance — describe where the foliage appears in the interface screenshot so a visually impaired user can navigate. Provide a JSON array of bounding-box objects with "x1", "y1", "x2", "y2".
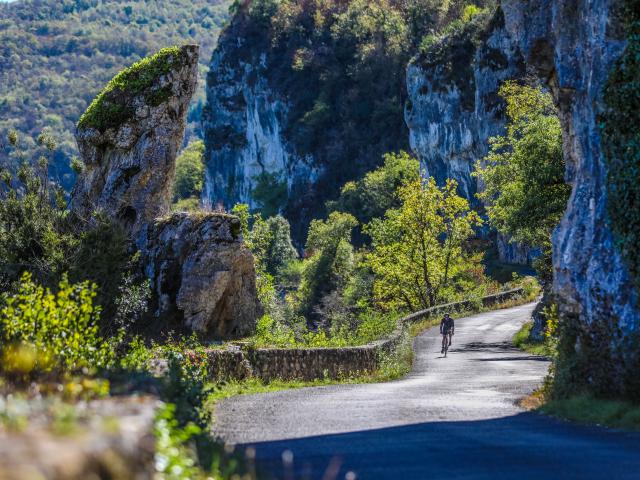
[
  {"x1": 600, "y1": 0, "x2": 640, "y2": 290},
  {"x1": 297, "y1": 212, "x2": 358, "y2": 319},
  {"x1": 0, "y1": 132, "x2": 75, "y2": 289},
  {"x1": 154, "y1": 403, "x2": 203, "y2": 480},
  {"x1": 253, "y1": 314, "x2": 296, "y2": 348},
  {"x1": 0, "y1": 131, "x2": 147, "y2": 332},
  {"x1": 475, "y1": 81, "x2": 570, "y2": 283},
  {"x1": 230, "y1": 203, "x2": 250, "y2": 238},
  {"x1": 173, "y1": 140, "x2": 205, "y2": 203},
  {"x1": 78, "y1": 46, "x2": 188, "y2": 131},
  {"x1": 365, "y1": 178, "x2": 483, "y2": 311},
  {"x1": 248, "y1": 215, "x2": 298, "y2": 279},
  {"x1": 68, "y1": 213, "x2": 134, "y2": 327},
  {"x1": 513, "y1": 320, "x2": 556, "y2": 358},
  {"x1": 228, "y1": 0, "x2": 463, "y2": 224},
  {"x1": 540, "y1": 395, "x2": 640, "y2": 431},
  {"x1": 251, "y1": 172, "x2": 288, "y2": 218},
  {"x1": 0, "y1": 272, "x2": 113, "y2": 374},
  {"x1": 328, "y1": 151, "x2": 421, "y2": 227},
  {"x1": 0, "y1": 0, "x2": 230, "y2": 189}
]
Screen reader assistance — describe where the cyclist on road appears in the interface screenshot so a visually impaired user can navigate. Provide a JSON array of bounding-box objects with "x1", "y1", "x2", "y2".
[{"x1": 440, "y1": 313, "x2": 455, "y2": 354}]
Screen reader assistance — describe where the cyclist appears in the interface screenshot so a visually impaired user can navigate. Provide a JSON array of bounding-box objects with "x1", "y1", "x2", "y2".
[{"x1": 440, "y1": 313, "x2": 455, "y2": 354}]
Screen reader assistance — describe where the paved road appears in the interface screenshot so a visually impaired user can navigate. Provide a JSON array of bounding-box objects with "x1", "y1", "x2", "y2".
[{"x1": 213, "y1": 303, "x2": 640, "y2": 479}]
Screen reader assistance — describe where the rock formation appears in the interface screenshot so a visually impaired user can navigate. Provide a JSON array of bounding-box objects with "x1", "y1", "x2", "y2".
[
  {"x1": 144, "y1": 212, "x2": 260, "y2": 339},
  {"x1": 72, "y1": 45, "x2": 199, "y2": 246},
  {"x1": 72, "y1": 45, "x2": 260, "y2": 340},
  {"x1": 407, "y1": 0, "x2": 640, "y2": 394},
  {"x1": 499, "y1": 0, "x2": 640, "y2": 396},
  {"x1": 201, "y1": 7, "x2": 411, "y2": 241},
  {"x1": 202, "y1": 41, "x2": 319, "y2": 215},
  {"x1": 405, "y1": 10, "x2": 525, "y2": 206},
  {"x1": 405, "y1": 10, "x2": 537, "y2": 265}
]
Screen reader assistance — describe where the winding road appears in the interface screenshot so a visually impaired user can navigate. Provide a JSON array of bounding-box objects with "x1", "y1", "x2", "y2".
[{"x1": 213, "y1": 303, "x2": 640, "y2": 479}]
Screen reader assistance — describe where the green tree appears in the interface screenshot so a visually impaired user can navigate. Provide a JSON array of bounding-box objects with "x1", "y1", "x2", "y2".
[
  {"x1": 173, "y1": 140, "x2": 205, "y2": 203},
  {"x1": 252, "y1": 172, "x2": 288, "y2": 218},
  {"x1": 474, "y1": 81, "x2": 570, "y2": 282},
  {"x1": 247, "y1": 214, "x2": 298, "y2": 280},
  {"x1": 298, "y1": 212, "x2": 358, "y2": 318},
  {"x1": 328, "y1": 151, "x2": 421, "y2": 225},
  {"x1": 0, "y1": 132, "x2": 76, "y2": 289},
  {"x1": 365, "y1": 178, "x2": 482, "y2": 311}
]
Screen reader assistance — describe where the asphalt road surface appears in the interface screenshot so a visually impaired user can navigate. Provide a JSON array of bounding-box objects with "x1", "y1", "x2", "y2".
[{"x1": 213, "y1": 303, "x2": 640, "y2": 479}]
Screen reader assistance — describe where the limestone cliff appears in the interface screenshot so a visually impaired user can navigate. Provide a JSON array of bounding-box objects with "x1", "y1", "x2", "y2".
[
  {"x1": 72, "y1": 45, "x2": 199, "y2": 246},
  {"x1": 202, "y1": 40, "x2": 319, "y2": 216},
  {"x1": 202, "y1": 4, "x2": 411, "y2": 241},
  {"x1": 144, "y1": 213, "x2": 260, "y2": 339},
  {"x1": 499, "y1": 0, "x2": 640, "y2": 396},
  {"x1": 405, "y1": 9, "x2": 535, "y2": 264}
]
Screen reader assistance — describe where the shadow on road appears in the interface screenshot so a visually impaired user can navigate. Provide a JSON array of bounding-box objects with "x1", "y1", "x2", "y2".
[{"x1": 231, "y1": 413, "x2": 640, "y2": 480}]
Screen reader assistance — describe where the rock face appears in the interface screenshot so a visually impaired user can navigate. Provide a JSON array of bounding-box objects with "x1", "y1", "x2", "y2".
[
  {"x1": 72, "y1": 45, "x2": 260, "y2": 340},
  {"x1": 202, "y1": 43, "x2": 319, "y2": 213},
  {"x1": 144, "y1": 212, "x2": 260, "y2": 339},
  {"x1": 405, "y1": 10, "x2": 525, "y2": 205},
  {"x1": 72, "y1": 45, "x2": 199, "y2": 246},
  {"x1": 404, "y1": 0, "x2": 639, "y2": 394},
  {"x1": 405, "y1": 11, "x2": 535, "y2": 264},
  {"x1": 499, "y1": 0, "x2": 640, "y2": 395},
  {"x1": 201, "y1": 9, "x2": 411, "y2": 242}
]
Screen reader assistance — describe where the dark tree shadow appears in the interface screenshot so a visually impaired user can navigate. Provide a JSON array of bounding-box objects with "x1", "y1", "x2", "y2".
[{"x1": 229, "y1": 413, "x2": 640, "y2": 480}]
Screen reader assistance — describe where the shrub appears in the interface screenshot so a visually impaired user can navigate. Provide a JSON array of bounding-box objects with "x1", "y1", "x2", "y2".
[
  {"x1": 0, "y1": 272, "x2": 114, "y2": 374},
  {"x1": 173, "y1": 140, "x2": 205, "y2": 203}
]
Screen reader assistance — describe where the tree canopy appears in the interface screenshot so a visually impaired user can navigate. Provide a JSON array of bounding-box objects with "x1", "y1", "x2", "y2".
[
  {"x1": 475, "y1": 81, "x2": 570, "y2": 281},
  {"x1": 365, "y1": 178, "x2": 483, "y2": 311}
]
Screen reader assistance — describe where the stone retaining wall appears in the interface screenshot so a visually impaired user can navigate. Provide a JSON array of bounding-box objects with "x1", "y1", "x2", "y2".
[{"x1": 205, "y1": 288, "x2": 526, "y2": 382}]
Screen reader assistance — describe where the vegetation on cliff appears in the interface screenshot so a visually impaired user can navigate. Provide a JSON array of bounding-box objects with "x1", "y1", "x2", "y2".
[
  {"x1": 601, "y1": 0, "x2": 640, "y2": 292},
  {"x1": 77, "y1": 46, "x2": 190, "y2": 132},
  {"x1": 475, "y1": 82, "x2": 569, "y2": 283},
  {"x1": 217, "y1": 0, "x2": 487, "y2": 223}
]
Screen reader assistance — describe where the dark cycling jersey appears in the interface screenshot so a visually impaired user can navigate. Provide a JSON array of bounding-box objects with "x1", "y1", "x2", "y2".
[{"x1": 440, "y1": 317, "x2": 455, "y2": 335}]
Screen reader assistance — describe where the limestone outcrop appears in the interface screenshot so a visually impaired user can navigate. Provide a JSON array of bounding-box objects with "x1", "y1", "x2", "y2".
[
  {"x1": 144, "y1": 212, "x2": 260, "y2": 339},
  {"x1": 405, "y1": 10, "x2": 537, "y2": 265},
  {"x1": 72, "y1": 45, "x2": 199, "y2": 246},
  {"x1": 402, "y1": 0, "x2": 639, "y2": 394},
  {"x1": 499, "y1": 0, "x2": 640, "y2": 395},
  {"x1": 72, "y1": 45, "x2": 260, "y2": 339}
]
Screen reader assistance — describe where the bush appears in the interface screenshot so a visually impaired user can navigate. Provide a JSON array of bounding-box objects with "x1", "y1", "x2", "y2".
[
  {"x1": 173, "y1": 140, "x2": 205, "y2": 203},
  {"x1": 0, "y1": 272, "x2": 114, "y2": 375}
]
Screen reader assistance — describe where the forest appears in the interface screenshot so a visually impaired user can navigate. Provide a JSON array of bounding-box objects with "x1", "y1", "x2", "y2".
[{"x1": 0, "y1": 0, "x2": 230, "y2": 189}]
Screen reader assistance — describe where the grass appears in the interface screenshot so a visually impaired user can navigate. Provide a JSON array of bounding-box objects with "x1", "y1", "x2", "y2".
[
  {"x1": 512, "y1": 319, "x2": 640, "y2": 433},
  {"x1": 540, "y1": 395, "x2": 640, "y2": 431},
  {"x1": 512, "y1": 321, "x2": 555, "y2": 357}
]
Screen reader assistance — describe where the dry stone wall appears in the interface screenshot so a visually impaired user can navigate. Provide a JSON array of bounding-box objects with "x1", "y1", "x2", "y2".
[{"x1": 204, "y1": 288, "x2": 526, "y2": 382}]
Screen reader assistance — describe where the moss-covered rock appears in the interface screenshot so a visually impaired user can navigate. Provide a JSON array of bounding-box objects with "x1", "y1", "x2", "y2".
[
  {"x1": 72, "y1": 45, "x2": 199, "y2": 245},
  {"x1": 77, "y1": 46, "x2": 191, "y2": 132}
]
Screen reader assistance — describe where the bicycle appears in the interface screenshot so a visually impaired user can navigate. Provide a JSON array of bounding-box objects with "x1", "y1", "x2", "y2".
[{"x1": 441, "y1": 332, "x2": 452, "y2": 357}]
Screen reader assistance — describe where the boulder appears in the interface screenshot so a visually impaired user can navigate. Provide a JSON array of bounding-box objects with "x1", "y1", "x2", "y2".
[
  {"x1": 72, "y1": 45, "x2": 199, "y2": 246},
  {"x1": 144, "y1": 212, "x2": 260, "y2": 339}
]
